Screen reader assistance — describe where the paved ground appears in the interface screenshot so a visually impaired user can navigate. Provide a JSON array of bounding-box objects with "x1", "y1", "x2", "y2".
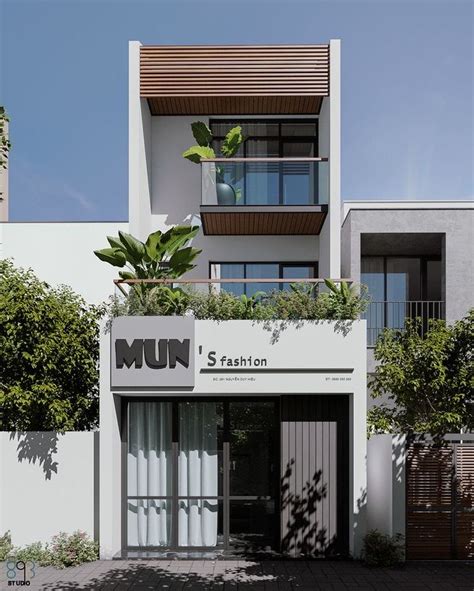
[{"x1": 1, "y1": 560, "x2": 473, "y2": 591}]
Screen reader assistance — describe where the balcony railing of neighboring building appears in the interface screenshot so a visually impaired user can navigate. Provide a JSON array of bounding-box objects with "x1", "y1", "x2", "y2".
[
  {"x1": 363, "y1": 300, "x2": 446, "y2": 347},
  {"x1": 200, "y1": 158, "x2": 328, "y2": 236}
]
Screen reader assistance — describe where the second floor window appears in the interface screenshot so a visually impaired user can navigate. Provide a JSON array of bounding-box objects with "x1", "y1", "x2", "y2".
[
  {"x1": 210, "y1": 262, "x2": 317, "y2": 297},
  {"x1": 210, "y1": 120, "x2": 319, "y2": 205}
]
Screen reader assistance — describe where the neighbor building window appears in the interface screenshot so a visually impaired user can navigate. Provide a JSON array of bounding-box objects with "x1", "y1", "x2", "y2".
[{"x1": 361, "y1": 256, "x2": 443, "y2": 346}]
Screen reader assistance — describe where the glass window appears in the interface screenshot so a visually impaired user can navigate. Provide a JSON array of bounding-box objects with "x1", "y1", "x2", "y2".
[
  {"x1": 127, "y1": 402, "x2": 173, "y2": 547},
  {"x1": 212, "y1": 263, "x2": 315, "y2": 296},
  {"x1": 426, "y1": 260, "x2": 442, "y2": 301},
  {"x1": 245, "y1": 140, "x2": 279, "y2": 205},
  {"x1": 361, "y1": 257, "x2": 385, "y2": 346},
  {"x1": 281, "y1": 122, "x2": 317, "y2": 136},
  {"x1": 386, "y1": 258, "x2": 421, "y2": 302},
  {"x1": 219, "y1": 263, "x2": 245, "y2": 296},
  {"x1": 127, "y1": 499, "x2": 172, "y2": 547},
  {"x1": 282, "y1": 265, "x2": 314, "y2": 291},
  {"x1": 211, "y1": 121, "x2": 279, "y2": 138},
  {"x1": 246, "y1": 264, "x2": 279, "y2": 296},
  {"x1": 128, "y1": 402, "x2": 172, "y2": 498}
]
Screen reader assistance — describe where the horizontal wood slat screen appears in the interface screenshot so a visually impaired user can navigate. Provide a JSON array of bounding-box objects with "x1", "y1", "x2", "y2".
[
  {"x1": 406, "y1": 442, "x2": 474, "y2": 560},
  {"x1": 140, "y1": 45, "x2": 329, "y2": 115},
  {"x1": 456, "y1": 445, "x2": 474, "y2": 559}
]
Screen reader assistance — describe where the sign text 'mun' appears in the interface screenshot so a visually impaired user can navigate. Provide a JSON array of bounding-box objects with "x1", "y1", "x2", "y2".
[
  {"x1": 115, "y1": 338, "x2": 190, "y2": 370},
  {"x1": 110, "y1": 316, "x2": 194, "y2": 389}
]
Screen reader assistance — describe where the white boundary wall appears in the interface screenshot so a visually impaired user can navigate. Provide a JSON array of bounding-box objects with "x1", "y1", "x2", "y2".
[{"x1": 0, "y1": 432, "x2": 97, "y2": 547}]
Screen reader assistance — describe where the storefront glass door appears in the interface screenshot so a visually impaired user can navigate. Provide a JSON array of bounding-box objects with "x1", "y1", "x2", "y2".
[{"x1": 126, "y1": 399, "x2": 278, "y2": 552}]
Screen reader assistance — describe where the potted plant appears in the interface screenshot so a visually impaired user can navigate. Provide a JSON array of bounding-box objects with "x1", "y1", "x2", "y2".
[{"x1": 182, "y1": 121, "x2": 244, "y2": 205}]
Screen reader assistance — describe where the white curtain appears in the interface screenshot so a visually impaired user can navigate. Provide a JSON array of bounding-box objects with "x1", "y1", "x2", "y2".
[
  {"x1": 127, "y1": 402, "x2": 172, "y2": 547},
  {"x1": 178, "y1": 402, "x2": 218, "y2": 547}
]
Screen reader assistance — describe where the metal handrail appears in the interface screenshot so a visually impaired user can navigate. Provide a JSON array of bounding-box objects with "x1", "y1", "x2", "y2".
[
  {"x1": 114, "y1": 278, "x2": 353, "y2": 285},
  {"x1": 113, "y1": 278, "x2": 354, "y2": 296},
  {"x1": 202, "y1": 157, "x2": 328, "y2": 162},
  {"x1": 364, "y1": 300, "x2": 445, "y2": 347}
]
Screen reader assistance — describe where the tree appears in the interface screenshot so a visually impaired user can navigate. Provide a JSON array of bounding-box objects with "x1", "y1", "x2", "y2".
[
  {"x1": 0, "y1": 106, "x2": 11, "y2": 171},
  {"x1": 0, "y1": 260, "x2": 103, "y2": 431},
  {"x1": 368, "y1": 311, "x2": 474, "y2": 437}
]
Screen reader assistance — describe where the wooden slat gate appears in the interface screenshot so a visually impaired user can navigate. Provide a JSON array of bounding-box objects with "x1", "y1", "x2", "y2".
[{"x1": 407, "y1": 441, "x2": 474, "y2": 559}]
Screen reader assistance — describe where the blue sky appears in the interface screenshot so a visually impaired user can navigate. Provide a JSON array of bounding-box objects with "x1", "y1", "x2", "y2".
[{"x1": 1, "y1": 0, "x2": 473, "y2": 221}]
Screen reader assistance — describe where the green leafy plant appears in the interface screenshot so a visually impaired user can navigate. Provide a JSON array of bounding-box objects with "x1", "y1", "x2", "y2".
[
  {"x1": 94, "y1": 225, "x2": 201, "y2": 314},
  {"x1": 368, "y1": 310, "x2": 474, "y2": 438},
  {"x1": 0, "y1": 260, "x2": 103, "y2": 431},
  {"x1": 107, "y1": 281, "x2": 368, "y2": 323},
  {"x1": 14, "y1": 542, "x2": 51, "y2": 566},
  {"x1": 182, "y1": 121, "x2": 245, "y2": 197},
  {"x1": 0, "y1": 106, "x2": 11, "y2": 198},
  {"x1": 1, "y1": 531, "x2": 97, "y2": 569},
  {"x1": 48, "y1": 531, "x2": 98, "y2": 569},
  {"x1": 361, "y1": 529, "x2": 405, "y2": 567},
  {"x1": 94, "y1": 226, "x2": 201, "y2": 282},
  {"x1": 0, "y1": 106, "x2": 11, "y2": 171},
  {"x1": 182, "y1": 121, "x2": 244, "y2": 164},
  {"x1": 316, "y1": 279, "x2": 368, "y2": 320},
  {"x1": 0, "y1": 531, "x2": 13, "y2": 561}
]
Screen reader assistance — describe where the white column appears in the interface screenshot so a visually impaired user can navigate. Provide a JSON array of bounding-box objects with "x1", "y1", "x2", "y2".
[
  {"x1": 99, "y1": 321, "x2": 123, "y2": 558},
  {"x1": 129, "y1": 41, "x2": 152, "y2": 241},
  {"x1": 318, "y1": 39, "x2": 341, "y2": 279}
]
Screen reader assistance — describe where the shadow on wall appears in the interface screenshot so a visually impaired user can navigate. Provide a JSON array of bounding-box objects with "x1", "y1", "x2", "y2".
[
  {"x1": 9, "y1": 431, "x2": 59, "y2": 480},
  {"x1": 262, "y1": 318, "x2": 356, "y2": 345},
  {"x1": 280, "y1": 458, "x2": 333, "y2": 557},
  {"x1": 353, "y1": 488, "x2": 367, "y2": 558}
]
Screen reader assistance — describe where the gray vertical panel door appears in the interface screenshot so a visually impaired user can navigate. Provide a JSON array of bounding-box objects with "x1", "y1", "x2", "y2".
[{"x1": 280, "y1": 395, "x2": 349, "y2": 557}]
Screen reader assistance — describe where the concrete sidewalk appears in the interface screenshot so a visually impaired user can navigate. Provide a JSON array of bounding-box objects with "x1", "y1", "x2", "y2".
[{"x1": 1, "y1": 559, "x2": 473, "y2": 590}]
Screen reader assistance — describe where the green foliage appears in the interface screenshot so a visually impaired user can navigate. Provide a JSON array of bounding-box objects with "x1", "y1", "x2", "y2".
[
  {"x1": 1, "y1": 531, "x2": 98, "y2": 569},
  {"x1": 361, "y1": 530, "x2": 404, "y2": 567},
  {"x1": 0, "y1": 531, "x2": 13, "y2": 561},
  {"x1": 368, "y1": 310, "x2": 474, "y2": 437},
  {"x1": 94, "y1": 226, "x2": 201, "y2": 281},
  {"x1": 181, "y1": 145, "x2": 216, "y2": 164},
  {"x1": 221, "y1": 126, "x2": 244, "y2": 158},
  {"x1": 0, "y1": 106, "x2": 11, "y2": 171},
  {"x1": 107, "y1": 281, "x2": 368, "y2": 323},
  {"x1": 14, "y1": 542, "x2": 51, "y2": 566},
  {"x1": 317, "y1": 279, "x2": 368, "y2": 320},
  {"x1": 48, "y1": 531, "x2": 98, "y2": 569},
  {"x1": 0, "y1": 260, "x2": 103, "y2": 431},
  {"x1": 191, "y1": 121, "x2": 213, "y2": 147},
  {"x1": 190, "y1": 290, "x2": 273, "y2": 321},
  {"x1": 94, "y1": 226, "x2": 201, "y2": 313},
  {"x1": 182, "y1": 120, "x2": 244, "y2": 164}
]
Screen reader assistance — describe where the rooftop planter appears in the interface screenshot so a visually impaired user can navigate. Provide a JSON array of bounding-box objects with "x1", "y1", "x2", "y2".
[
  {"x1": 108, "y1": 278, "x2": 368, "y2": 323},
  {"x1": 94, "y1": 225, "x2": 368, "y2": 324}
]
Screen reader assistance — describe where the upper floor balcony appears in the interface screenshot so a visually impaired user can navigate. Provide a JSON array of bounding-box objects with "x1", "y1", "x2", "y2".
[{"x1": 200, "y1": 157, "x2": 328, "y2": 235}]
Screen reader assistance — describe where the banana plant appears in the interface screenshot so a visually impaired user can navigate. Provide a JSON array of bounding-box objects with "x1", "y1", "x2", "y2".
[
  {"x1": 324, "y1": 278, "x2": 357, "y2": 303},
  {"x1": 240, "y1": 292, "x2": 266, "y2": 319},
  {"x1": 94, "y1": 225, "x2": 201, "y2": 306},
  {"x1": 182, "y1": 121, "x2": 244, "y2": 198}
]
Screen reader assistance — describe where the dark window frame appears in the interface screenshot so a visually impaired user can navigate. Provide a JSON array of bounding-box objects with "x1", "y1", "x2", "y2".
[
  {"x1": 210, "y1": 119, "x2": 319, "y2": 205},
  {"x1": 361, "y1": 254, "x2": 442, "y2": 302},
  {"x1": 122, "y1": 396, "x2": 281, "y2": 553},
  {"x1": 209, "y1": 261, "x2": 319, "y2": 296}
]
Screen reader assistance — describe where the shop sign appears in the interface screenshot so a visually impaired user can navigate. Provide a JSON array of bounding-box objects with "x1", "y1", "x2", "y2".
[{"x1": 111, "y1": 316, "x2": 194, "y2": 388}]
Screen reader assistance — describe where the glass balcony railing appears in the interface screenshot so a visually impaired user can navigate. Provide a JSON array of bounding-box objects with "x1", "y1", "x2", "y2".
[{"x1": 201, "y1": 158, "x2": 328, "y2": 207}]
